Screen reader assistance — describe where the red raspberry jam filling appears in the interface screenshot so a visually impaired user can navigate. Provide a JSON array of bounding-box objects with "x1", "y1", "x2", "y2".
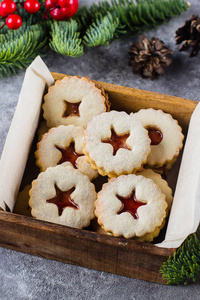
[
  {"x1": 117, "y1": 190, "x2": 146, "y2": 219},
  {"x1": 63, "y1": 101, "x2": 81, "y2": 117},
  {"x1": 56, "y1": 142, "x2": 83, "y2": 168},
  {"x1": 46, "y1": 185, "x2": 79, "y2": 216},
  {"x1": 102, "y1": 128, "x2": 130, "y2": 155},
  {"x1": 147, "y1": 127, "x2": 163, "y2": 145}
]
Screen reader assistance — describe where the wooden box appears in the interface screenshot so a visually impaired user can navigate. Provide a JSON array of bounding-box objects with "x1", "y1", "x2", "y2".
[{"x1": 0, "y1": 72, "x2": 197, "y2": 284}]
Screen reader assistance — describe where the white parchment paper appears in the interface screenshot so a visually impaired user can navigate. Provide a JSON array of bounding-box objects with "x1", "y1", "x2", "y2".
[
  {"x1": 0, "y1": 56, "x2": 54, "y2": 211},
  {"x1": 156, "y1": 102, "x2": 200, "y2": 248},
  {"x1": 0, "y1": 56, "x2": 199, "y2": 248}
]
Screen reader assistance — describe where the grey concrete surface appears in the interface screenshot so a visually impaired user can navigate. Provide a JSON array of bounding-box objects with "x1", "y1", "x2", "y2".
[{"x1": 1, "y1": 0, "x2": 200, "y2": 299}]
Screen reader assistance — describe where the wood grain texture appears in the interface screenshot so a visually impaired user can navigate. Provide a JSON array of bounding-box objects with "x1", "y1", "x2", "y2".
[
  {"x1": 0, "y1": 211, "x2": 175, "y2": 284},
  {"x1": 0, "y1": 72, "x2": 197, "y2": 284}
]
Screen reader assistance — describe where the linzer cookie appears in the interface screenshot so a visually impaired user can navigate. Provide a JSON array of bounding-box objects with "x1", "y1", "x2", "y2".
[
  {"x1": 92, "y1": 211, "x2": 166, "y2": 242},
  {"x1": 134, "y1": 169, "x2": 173, "y2": 242},
  {"x1": 37, "y1": 120, "x2": 49, "y2": 141},
  {"x1": 14, "y1": 184, "x2": 31, "y2": 217},
  {"x1": 136, "y1": 169, "x2": 173, "y2": 213},
  {"x1": 134, "y1": 108, "x2": 184, "y2": 170},
  {"x1": 83, "y1": 111, "x2": 151, "y2": 177},
  {"x1": 121, "y1": 168, "x2": 173, "y2": 242},
  {"x1": 35, "y1": 125, "x2": 98, "y2": 181},
  {"x1": 95, "y1": 174, "x2": 167, "y2": 239},
  {"x1": 29, "y1": 165, "x2": 97, "y2": 229},
  {"x1": 42, "y1": 76, "x2": 110, "y2": 128},
  {"x1": 134, "y1": 219, "x2": 166, "y2": 242}
]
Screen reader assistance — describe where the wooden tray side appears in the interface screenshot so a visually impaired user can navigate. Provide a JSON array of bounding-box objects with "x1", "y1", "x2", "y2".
[
  {"x1": 51, "y1": 72, "x2": 197, "y2": 132},
  {"x1": 0, "y1": 211, "x2": 175, "y2": 284},
  {"x1": 0, "y1": 73, "x2": 197, "y2": 284}
]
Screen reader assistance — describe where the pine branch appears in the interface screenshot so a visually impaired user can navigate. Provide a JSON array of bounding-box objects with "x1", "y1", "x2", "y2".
[
  {"x1": 0, "y1": 23, "x2": 47, "y2": 78},
  {"x1": 74, "y1": 2, "x2": 118, "y2": 34},
  {"x1": 90, "y1": 1, "x2": 112, "y2": 17},
  {"x1": 83, "y1": 12, "x2": 120, "y2": 47},
  {"x1": 160, "y1": 227, "x2": 200, "y2": 285},
  {"x1": 111, "y1": 0, "x2": 189, "y2": 33},
  {"x1": 0, "y1": 0, "x2": 189, "y2": 76},
  {"x1": 48, "y1": 19, "x2": 84, "y2": 57},
  {"x1": 74, "y1": 6, "x2": 93, "y2": 32},
  {"x1": 77, "y1": 0, "x2": 189, "y2": 50}
]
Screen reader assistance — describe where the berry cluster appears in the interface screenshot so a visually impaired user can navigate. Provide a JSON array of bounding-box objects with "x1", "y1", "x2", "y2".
[
  {"x1": 0, "y1": 0, "x2": 40, "y2": 29},
  {"x1": 0, "y1": 0, "x2": 78, "y2": 30},
  {"x1": 44, "y1": 0, "x2": 78, "y2": 21}
]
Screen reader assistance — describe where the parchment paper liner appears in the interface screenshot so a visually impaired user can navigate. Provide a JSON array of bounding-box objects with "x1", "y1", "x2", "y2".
[
  {"x1": 0, "y1": 56, "x2": 199, "y2": 248},
  {"x1": 0, "y1": 56, "x2": 54, "y2": 211}
]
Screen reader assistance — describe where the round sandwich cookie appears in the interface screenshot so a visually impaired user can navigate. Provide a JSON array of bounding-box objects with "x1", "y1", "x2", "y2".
[
  {"x1": 43, "y1": 76, "x2": 110, "y2": 128},
  {"x1": 37, "y1": 120, "x2": 49, "y2": 141},
  {"x1": 94, "y1": 169, "x2": 173, "y2": 242},
  {"x1": 29, "y1": 164, "x2": 97, "y2": 229},
  {"x1": 136, "y1": 169, "x2": 173, "y2": 213},
  {"x1": 83, "y1": 110, "x2": 151, "y2": 177},
  {"x1": 14, "y1": 184, "x2": 32, "y2": 217},
  {"x1": 133, "y1": 108, "x2": 184, "y2": 170},
  {"x1": 95, "y1": 174, "x2": 167, "y2": 239},
  {"x1": 35, "y1": 124, "x2": 98, "y2": 181}
]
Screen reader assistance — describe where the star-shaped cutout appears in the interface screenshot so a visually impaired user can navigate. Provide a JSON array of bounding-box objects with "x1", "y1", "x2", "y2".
[
  {"x1": 56, "y1": 142, "x2": 83, "y2": 168},
  {"x1": 46, "y1": 185, "x2": 78, "y2": 216},
  {"x1": 102, "y1": 128, "x2": 130, "y2": 156},
  {"x1": 62, "y1": 100, "x2": 81, "y2": 118},
  {"x1": 117, "y1": 190, "x2": 146, "y2": 219}
]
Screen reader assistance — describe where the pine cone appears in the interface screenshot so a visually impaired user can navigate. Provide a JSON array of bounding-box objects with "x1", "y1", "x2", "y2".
[
  {"x1": 128, "y1": 35, "x2": 172, "y2": 79},
  {"x1": 175, "y1": 15, "x2": 200, "y2": 57}
]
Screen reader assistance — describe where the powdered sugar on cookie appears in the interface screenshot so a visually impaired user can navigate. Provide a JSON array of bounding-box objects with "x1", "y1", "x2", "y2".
[
  {"x1": 43, "y1": 76, "x2": 110, "y2": 128},
  {"x1": 35, "y1": 124, "x2": 98, "y2": 181},
  {"x1": 83, "y1": 111, "x2": 151, "y2": 177},
  {"x1": 95, "y1": 174, "x2": 167, "y2": 239},
  {"x1": 29, "y1": 165, "x2": 97, "y2": 229},
  {"x1": 134, "y1": 108, "x2": 184, "y2": 168}
]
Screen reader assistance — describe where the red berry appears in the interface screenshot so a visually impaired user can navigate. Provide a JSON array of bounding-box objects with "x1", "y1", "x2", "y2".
[
  {"x1": 58, "y1": 0, "x2": 69, "y2": 6},
  {"x1": 6, "y1": 14, "x2": 22, "y2": 30},
  {"x1": 45, "y1": 0, "x2": 78, "y2": 20},
  {"x1": 50, "y1": 7, "x2": 65, "y2": 20},
  {"x1": 0, "y1": 0, "x2": 16, "y2": 17},
  {"x1": 0, "y1": 6, "x2": 7, "y2": 17},
  {"x1": 59, "y1": 7, "x2": 70, "y2": 17},
  {"x1": 24, "y1": 0, "x2": 40, "y2": 14},
  {"x1": 45, "y1": 0, "x2": 58, "y2": 10},
  {"x1": 58, "y1": 0, "x2": 78, "y2": 18}
]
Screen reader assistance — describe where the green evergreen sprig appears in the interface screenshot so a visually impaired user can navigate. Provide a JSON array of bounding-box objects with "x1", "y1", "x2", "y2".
[
  {"x1": 48, "y1": 19, "x2": 84, "y2": 57},
  {"x1": 83, "y1": 12, "x2": 120, "y2": 47},
  {"x1": 160, "y1": 227, "x2": 200, "y2": 285},
  {"x1": 111, "y1": 0, "x2": 189, "y2": 32},
  {"x1": 47, "y1": 0, "x2": 190, "y2": 55},
  {"x1": 0, "y1": 0, "x2": 189, "y2": 77},
  {"x1": 0, "y1": 23, "x2": 47, "y2": 77}
]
